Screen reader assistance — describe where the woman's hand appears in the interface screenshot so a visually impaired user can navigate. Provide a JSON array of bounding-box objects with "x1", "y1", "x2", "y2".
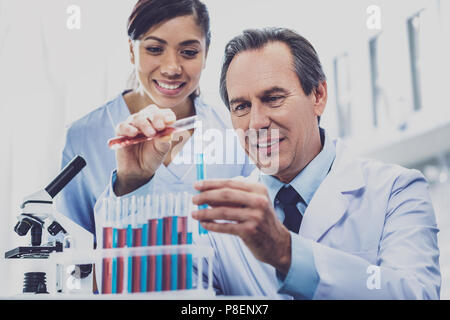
[{"x1": 114, "y1": 104, "x2": 176, "y2": 196}]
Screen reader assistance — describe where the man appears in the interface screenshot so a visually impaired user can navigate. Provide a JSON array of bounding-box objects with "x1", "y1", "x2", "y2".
[{"x1": 191, "y1": 28, "x2": 441, "y2": 299}]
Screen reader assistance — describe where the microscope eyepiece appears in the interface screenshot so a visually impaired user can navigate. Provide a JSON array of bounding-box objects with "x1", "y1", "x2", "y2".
[{"x1": 45, "y1": 155, "x2": 86, "y2": 198}]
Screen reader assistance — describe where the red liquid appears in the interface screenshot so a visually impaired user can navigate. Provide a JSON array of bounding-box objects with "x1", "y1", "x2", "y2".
[
  {"x1": 147, "y1": 220, "x2": 158, "y2": 292},
  {"x1": 108, "y1": 127, "x2": 176, "y2": 150},
  {"x1": 163, "y1": 217, "x2": 173, "y2": 291},
  {"x1": 102, "y1": 227, "x2": 113, "y2": 294},
  {"x1": 117, "y1": 229, "x2": 127, "y2": 294},
  {"x1": 132, "y1": 228, "x2": 142, "y2": 293}
]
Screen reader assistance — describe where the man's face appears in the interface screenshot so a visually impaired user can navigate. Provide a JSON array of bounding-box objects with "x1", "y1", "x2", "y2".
[{"x1": 226, "y1": 41, "x2": 327, "y2": 183}]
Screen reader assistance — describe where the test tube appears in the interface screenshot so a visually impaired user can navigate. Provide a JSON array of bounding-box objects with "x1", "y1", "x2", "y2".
[
  {"x1": 147, "y1": 193, "x2": 159, "y2": 292},
  {"x1": 162, "y1": 193, "x2": 173, "y2": 291},
  {"x1": 177, "y1": 193, "x2": 188, "y2": 290},
  {"x1": 195, "y1": 152, "x2": 208, "y2": 235},
  {"x1": 116, "y1": 198, "x2": 127, "y2": 294},
  {"x1": 140, "y1": 196, "x2": 149, "y2": 292},
  {"x1": 111, "y1": 198, "x2": 119, "y2": 294},
  {"x1": 156, "y1": 194, "x2": 164, "y2": 292},
  {"x1": 101, "y1": 198, "x2": 113, "y2": 294},
  {"x1": 185, "y1": 193, "x2": 194, "y2": 290},
  {"x1": 130, "y1": 196, "x2": 142, "y2": 293},
  {"x1": 170, "y1": 193, "x2": 179, "y2": 291},
  {"x1": 123, "y1": 197, "x2": 134, "y2": 293},
  {"x1": 108, "y1": 115, "x2": 198, "y2": 150}
]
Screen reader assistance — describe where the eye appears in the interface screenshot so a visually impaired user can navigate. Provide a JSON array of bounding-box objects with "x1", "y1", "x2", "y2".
[
  {"x1": 232, "y1": 102, "x2": 251, "y2": 117},
  {"x1": 146, "y1": 47, "x2": 163, "y2": 54},
  {"x1": 180, "y1": 49, "x2": 199, "y2": 58},
  {"x1": 263, "y1": 95, "x2": 285, "y2": 107},
  {"x1": 267, "y1": 96, "x2": 283, "y2": 102}
]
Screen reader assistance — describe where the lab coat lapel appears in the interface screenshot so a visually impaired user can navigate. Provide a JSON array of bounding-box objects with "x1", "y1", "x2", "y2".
[{"x1": 299, "y1": 140, "x2": 366, "y2": 242}]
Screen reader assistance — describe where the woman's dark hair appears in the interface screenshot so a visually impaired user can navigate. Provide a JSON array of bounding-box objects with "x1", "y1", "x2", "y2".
[
  {"x1": 127, "y1": 0, "x2": 211, "y2": 99},
  {"x1": 219, "y1": 28, "x2": 326, "y2": 123}
]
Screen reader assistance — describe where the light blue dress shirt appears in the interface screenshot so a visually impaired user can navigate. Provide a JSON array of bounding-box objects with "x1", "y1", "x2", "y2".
[
  {"x1": 261, "y1": 128, "x2": 336, "y2": 299},
  {"x1": 57, "y1": 91, "x2": 254, "y2": 241}
]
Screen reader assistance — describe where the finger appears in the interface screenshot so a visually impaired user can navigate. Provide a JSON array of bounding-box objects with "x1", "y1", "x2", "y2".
[
  {"x1": 160, "y1": 108, "x2": 176, "y2": 125},
  {"x1": 199, "y1": 221, "x2": 241, "y2": 236},
  {"x1": 192, "y1": 207, "x2": 248, "y2": 223},
  {"x1": 192, "y1": 188, "x2": 269, "y2": 209},
  {"x1": 132, "y1": 113, "x2": 157, "y2": 137},
  {"x1": 141, "y1": 106, "x2": 176, "y2": 131},
  {"x1": 115, "y1": 121, "x2": 140, "y2": 137},
  {"x1": 152, "y1": 135, "x2": 172, "y2": 156},
  {"x1": 194, "y1": 179, "x2": 268, "y2": 195}
]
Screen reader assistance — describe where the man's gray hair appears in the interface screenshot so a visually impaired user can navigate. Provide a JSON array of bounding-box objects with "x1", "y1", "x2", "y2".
[{"x1": 219, "y1": 27, "x2": 326, "y2": 109}]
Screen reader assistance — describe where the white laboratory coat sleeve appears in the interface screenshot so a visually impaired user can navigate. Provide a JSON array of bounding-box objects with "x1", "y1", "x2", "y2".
[{"x1": 310, "y1": 170, "x2": 440, "y2": 300}]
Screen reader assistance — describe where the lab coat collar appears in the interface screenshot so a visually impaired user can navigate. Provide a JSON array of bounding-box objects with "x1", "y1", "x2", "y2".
[
  {"x1": 252, "y1": 137, "x2": 366, "y2": 242},
  {"x1": 299, "y1": 138, "x2": 366, "y2": 241}
]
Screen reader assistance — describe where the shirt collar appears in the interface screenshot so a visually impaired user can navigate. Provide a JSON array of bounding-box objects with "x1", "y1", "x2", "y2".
[{"x1": 261, "y1": 128, "x2": 336, "y2": 207}]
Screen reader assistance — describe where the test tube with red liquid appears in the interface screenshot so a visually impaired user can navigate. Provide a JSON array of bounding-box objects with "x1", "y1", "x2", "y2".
[
  {"x1": 101, "y1": 199, "x2": 113, "y2": 294},
  {"x1": 108, "y1": 115, "x2": 198, "y2": 150},
  {"x1": 147, "y1": 193, "x2": 159, "y2": 292}
]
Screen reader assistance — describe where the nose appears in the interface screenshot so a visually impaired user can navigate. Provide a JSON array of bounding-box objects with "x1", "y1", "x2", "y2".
[
  {"x1": 160, "y1": 50, "x2": 182, "y2": 78},
  {"x1": 248, "y1": 102, "x2": 271, "y2": 131}
]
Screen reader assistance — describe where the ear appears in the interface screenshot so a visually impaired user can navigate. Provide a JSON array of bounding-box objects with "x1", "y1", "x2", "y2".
[
  {"x1": 313, "y1": 81, "x2": 327, "y2": 117},
  {"x1": 129, "y1": 39, "x2": 135, "y2": 65}
]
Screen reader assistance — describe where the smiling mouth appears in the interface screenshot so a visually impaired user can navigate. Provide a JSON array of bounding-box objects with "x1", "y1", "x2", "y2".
[
  {"x1": 154, "y1": 80, "x2": 186, "y2": 90},
  {"x1": 250, "y1": 138, "x2": 285, "y2": 149}
]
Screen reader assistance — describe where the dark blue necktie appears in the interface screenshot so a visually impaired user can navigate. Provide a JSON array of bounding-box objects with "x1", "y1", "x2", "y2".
[{"x1": 276, "y1": 185, "x2": 303, "y2": 234}]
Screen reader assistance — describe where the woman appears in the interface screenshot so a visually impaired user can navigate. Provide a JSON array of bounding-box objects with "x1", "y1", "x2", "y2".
[{"x1": 57, "y1": 0, "x2": 253, "y2": 241}]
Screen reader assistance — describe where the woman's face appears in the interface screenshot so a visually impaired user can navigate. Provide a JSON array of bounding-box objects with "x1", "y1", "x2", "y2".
[{"x1": 130, "y1": 15, "x2": 207, "y2": 109}]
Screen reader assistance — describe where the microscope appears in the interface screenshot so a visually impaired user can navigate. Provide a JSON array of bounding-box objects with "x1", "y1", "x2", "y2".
[{"x1": 5, "y1": 155, "x2": 94, "y2": 295}]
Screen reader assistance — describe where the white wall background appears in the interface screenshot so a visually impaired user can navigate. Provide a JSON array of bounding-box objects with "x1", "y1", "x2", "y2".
[{"x1": 1, "y1": 0, "x2": 449, "y2": 298}]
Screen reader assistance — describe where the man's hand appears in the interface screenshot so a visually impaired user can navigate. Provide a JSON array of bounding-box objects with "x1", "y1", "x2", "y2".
[{"x1": 192, "y1": 179, "x2": 292, "y2": 275}]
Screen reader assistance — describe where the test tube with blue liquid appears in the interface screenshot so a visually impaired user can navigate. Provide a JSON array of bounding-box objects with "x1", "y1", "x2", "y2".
[
  {"x1": 123, "y1": 197, "x2": 134, "y2": 293},
  {"x1": 156, "y1": 194, "x2": 164, "y2": 292},
  {"x1": 110, "y1": 198, "x2": 119, "y2": 294},
  {"x1": 186, "y1": 193, "x2": 195, "y2": 289},
  {"x1": 196, "y1": 155, "x2": 208, "y2": 235},
  {"x1": 140, "y1": 195, "x2": 150, "y2": 292},
  {"x1": 116, "y1": 197, "x2": 127, "y2": 294}
]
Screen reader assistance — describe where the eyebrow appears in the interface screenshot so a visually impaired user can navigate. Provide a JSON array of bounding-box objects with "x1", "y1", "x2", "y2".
[
  {"x1": 229, "y1": 86, "x2": 290, "y2": 106},
  {"x1": 229, "y1": 97, "x2": 248, "y2": 107},
  {"x1": 142, "y1": 36, "x2": 201, "y2": 47},
  {"x1": 259, "y1": 86, "x2": 290, "y2": 97}
]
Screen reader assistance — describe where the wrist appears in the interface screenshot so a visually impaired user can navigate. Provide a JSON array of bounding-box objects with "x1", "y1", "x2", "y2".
[
  {"x1": 276, "y1": 229, "x2": 292, "y2": 275},
  {"x1": 114, "y1": 171, "x2": 154, "y2": 196}
]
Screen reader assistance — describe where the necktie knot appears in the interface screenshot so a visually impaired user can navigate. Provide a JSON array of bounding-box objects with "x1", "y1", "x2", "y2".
[{"x1": 276, "y1": 185, "x2": 301, "y2": 205}]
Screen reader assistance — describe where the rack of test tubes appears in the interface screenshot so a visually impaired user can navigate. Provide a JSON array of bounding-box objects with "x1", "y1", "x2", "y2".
[{"x1": 51, "y1": 192, "x2": 215, "y2": 298}]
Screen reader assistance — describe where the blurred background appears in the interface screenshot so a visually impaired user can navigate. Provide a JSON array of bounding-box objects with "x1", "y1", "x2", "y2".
[{"x1": 0, "y1": 0, "x2": 449, "y2": 298}]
